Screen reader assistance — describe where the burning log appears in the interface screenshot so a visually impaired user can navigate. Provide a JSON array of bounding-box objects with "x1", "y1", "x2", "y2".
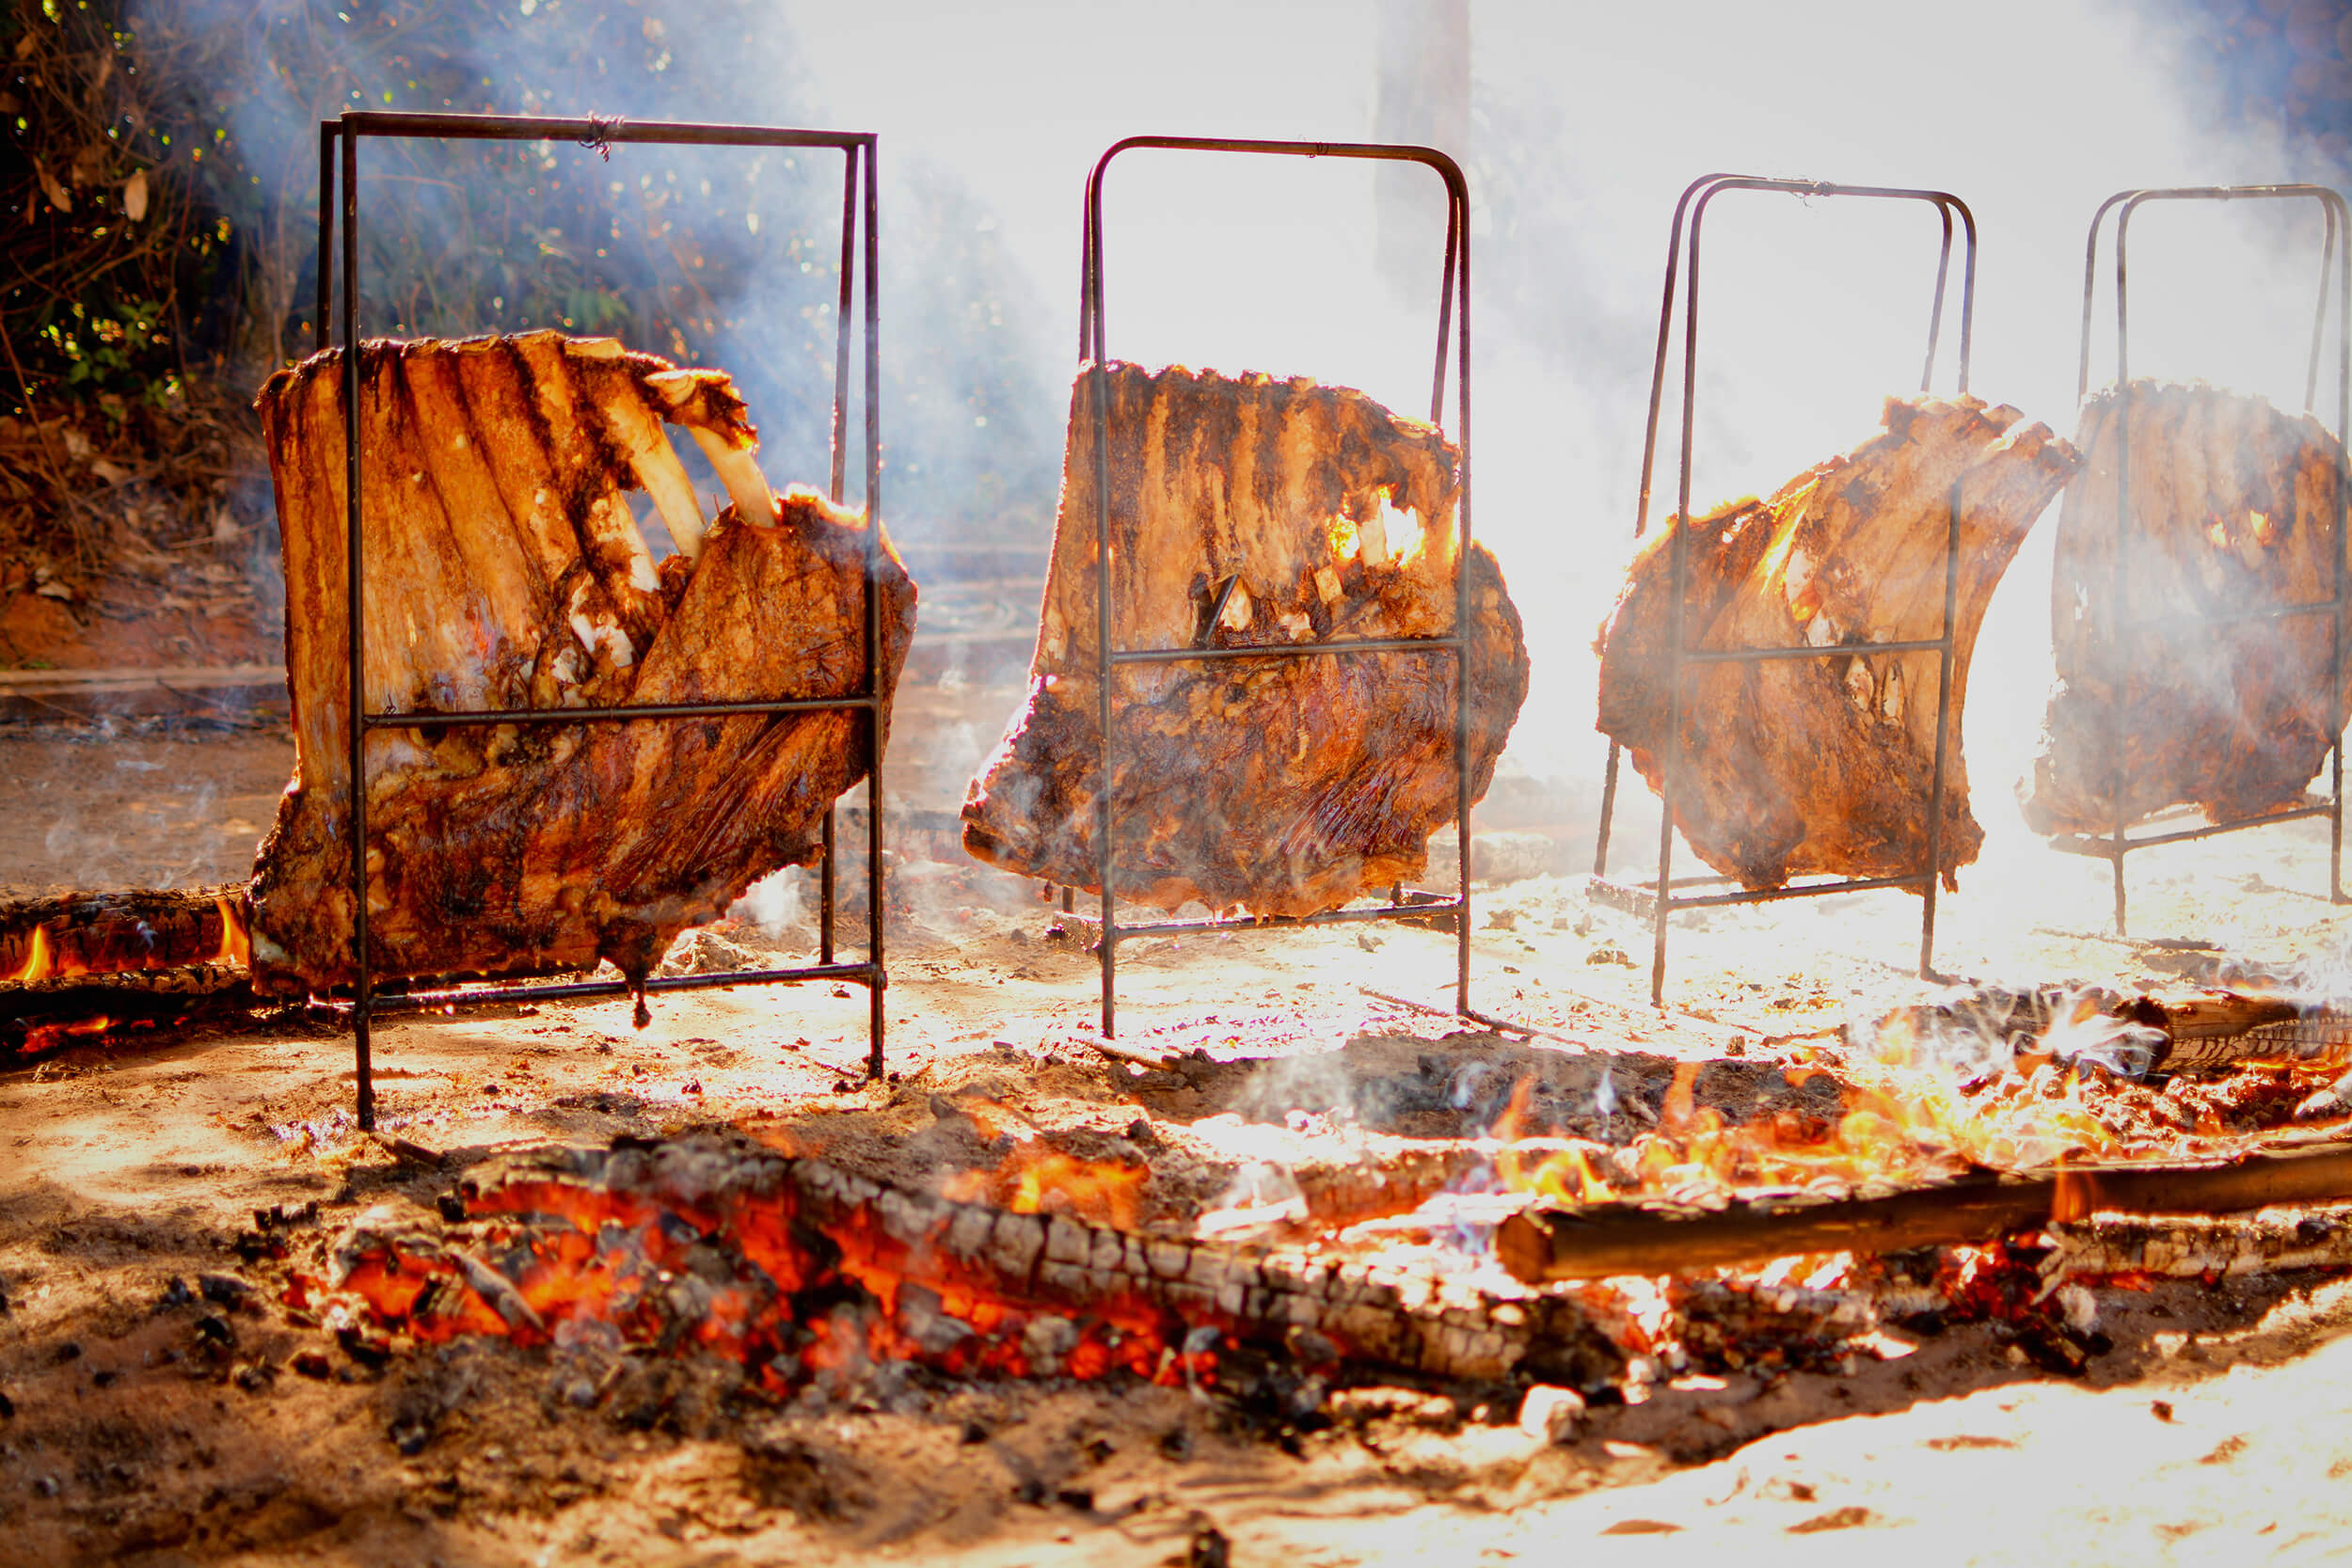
[
  {"x1": 247, "y1": 335, "x2": 914, "y2": 992},
  {"x1": 1596, "y1": 395, "x2": 2079, "y2": 891},
  {"x1": 2024, "y1": 382, "x2": 2351, "y2": 835},
  {"x1": 0, "y1": 887, "x2": 255, "y2": 1053},
  {"x1": 2, "y1": 961, "x2": 253, "y2": 1039},
  {"x1": 0, "y1": 884, "x2": 247, "y2": 982},
  {"x1": 961, "y1": 363, "x2": 1528, "y2": 917},
  {"x1": 306, "y1": 1136, "x2": 1625, "y2": 1390},
  {"x1": 1493, "y1": 1138, "x2": 2352, "y2": 1284}
]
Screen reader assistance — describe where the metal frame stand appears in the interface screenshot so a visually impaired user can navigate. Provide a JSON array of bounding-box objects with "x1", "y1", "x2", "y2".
[
  {"x1": 2053, "y1": 184, "x2": 2352, "y2": 934},
  {"x1": 317, "y1": 112, "x2": 887, "y2": 1130},
  {"x1": 1591, "y1": 173, "x2": 1978, "y2": 1006},
  {"x1": 1076, "y1": 135, "x2": 1477, "y2": 1037}
]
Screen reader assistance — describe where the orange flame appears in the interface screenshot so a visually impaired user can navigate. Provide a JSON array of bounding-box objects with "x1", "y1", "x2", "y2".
[
  {"x1": 1496, "y1": 1012, "x2": 2155, "y2": 1213},
  {"x1": 941, "y1": 1144, "x2": 1150, "y2": 1230},
  {"x1": 214, "y1": 898, "x2": 250, "y2": 969},
  {"x1": 10, "y1": 926, "x2": 52, "y2": 985},
  {"x1": 2049, "y1": 1164, "x2": 2101, "y2": 1225}
]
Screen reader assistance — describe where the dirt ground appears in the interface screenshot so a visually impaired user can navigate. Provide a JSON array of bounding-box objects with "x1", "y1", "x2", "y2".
[{"x1": 6, "y1": 688, "x2": 2352, "y2": 1565}]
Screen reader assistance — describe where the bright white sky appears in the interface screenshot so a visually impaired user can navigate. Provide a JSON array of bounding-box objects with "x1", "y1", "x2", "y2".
[{"x1": 782, "y1": 0, "x2": 2335, "y2": 783}]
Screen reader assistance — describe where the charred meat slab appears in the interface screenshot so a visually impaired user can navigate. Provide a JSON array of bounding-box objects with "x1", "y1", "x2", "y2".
[
  {"x1": 248, "y1": 333, "x2": 914, "y2": 992},
  {"x1": 960, "y1": 362, "x2": 1529, "y2": 918},
  {"x1": 1597, "y1": 395, "x2": 2078, "y2": 892},
  {"x1": 2023, "y1": 381, "x2": 2350, "y2": 835}
]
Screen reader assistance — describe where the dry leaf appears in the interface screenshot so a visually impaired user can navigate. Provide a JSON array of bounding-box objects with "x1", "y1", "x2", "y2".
[
  {"x1": 122, "y1": 169, "x2": 148, "y2": 222},
  {"x1": 35, "y1": 161, "x2": 70, "y2": 214}
]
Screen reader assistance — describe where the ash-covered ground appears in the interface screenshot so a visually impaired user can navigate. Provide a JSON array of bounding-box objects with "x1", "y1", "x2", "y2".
[{"x1": 7, "y1": 680, "x2": 2352, "y2": 1564}]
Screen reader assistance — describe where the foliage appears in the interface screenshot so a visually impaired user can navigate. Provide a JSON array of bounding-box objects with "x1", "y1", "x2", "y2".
[
  {"x1": 4, "y1": 0, "x2": 1060, "y2": 545},
  {"x1": 0, "y1": 0, "x2": 240, "y2": 410}
]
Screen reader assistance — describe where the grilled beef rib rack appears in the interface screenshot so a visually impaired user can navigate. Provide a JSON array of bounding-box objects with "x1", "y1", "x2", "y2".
[
  {"x1": 247, "y1": 333, "x2": 914, "y2": 993},
  {"x1": 1597, "y1": 393, "x2": 2078, "y2": 892},
  {"x1": 961, "y1": 362, "x2": 1528, "y2": 918}
]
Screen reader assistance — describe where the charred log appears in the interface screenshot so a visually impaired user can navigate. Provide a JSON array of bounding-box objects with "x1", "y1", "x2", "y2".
[
  {"x1": 0, "y1": 884, "x2": 246, "y2": 982},
  {"x1": 248, "y1": 334, "x2": 914, "y2": 993},
  {"x1": 317, "y1": 1136, "x2": 1625, "y2": 1390},
  {"x1": 961, "y1": 363, "x2": 1528, "y2": 918},
  {"x1": 1874, "y1": 981, "x2": 2344, "y2": 1077},
  {"x1": 1494, "y1": 1139, "x2": 2352, "y2": 1284},
  {"x1": 1596, "y1": 395, "x2": 2078, "y2": 892},
  {"x1": 2042, "y1": 1200, "x2": 2352, "y2": 1282},
  {"x1": 2025, "y1": 382, "x2": 2351, "y2": 835}
]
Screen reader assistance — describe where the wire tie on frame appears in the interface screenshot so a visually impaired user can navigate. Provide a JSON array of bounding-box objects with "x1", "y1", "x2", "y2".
[{"x1": 579, "y1": 114, "x2": 622, "y2": 162}]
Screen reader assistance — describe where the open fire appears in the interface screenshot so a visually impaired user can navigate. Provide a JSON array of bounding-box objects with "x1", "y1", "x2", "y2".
[{"x1": 274, "y1": 955, "x2": 2352, "y2": 1412}]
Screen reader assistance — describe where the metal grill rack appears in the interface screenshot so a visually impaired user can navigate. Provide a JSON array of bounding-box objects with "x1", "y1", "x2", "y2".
[
  {"x1": 2052, "y1": 183, "x2": 2352, "y2": 933},
  {"x1": 316, "y1": 111, "x2": 886, "y2": 1130},
  {"x1": 1590, "y1": 173, "x2": 1978, "y2": 1006},
  {"x1": 1073, "y1": 135, "x2": 1478, "y2": 1037}
]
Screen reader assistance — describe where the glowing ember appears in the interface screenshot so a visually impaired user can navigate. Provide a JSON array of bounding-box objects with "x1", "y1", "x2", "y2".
[
  {"x1": 12, "y1": 1014, "x2": 123, "y2": 1057},
  {"x1": 297, "y1": 1144, "x2": 1231, "y2": 1392},
  {"x1": 293, "y1": 1139, "x2": 1637, "y2": 1391}
]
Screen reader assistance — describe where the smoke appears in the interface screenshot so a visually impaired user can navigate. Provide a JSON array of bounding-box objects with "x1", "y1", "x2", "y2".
[
  {"x1": 108, "y1": 0, "x2": 2352, "y2": 928},
  {"x1": 784, "y1": 0, "x2": 2351, "y2": 824},
  {"x1": 132, "y1": 0, "x2": 1064, "y2": 551}
]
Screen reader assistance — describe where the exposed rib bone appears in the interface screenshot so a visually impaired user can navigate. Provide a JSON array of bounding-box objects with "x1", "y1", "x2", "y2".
[
  {"x1": 596, "y1": 380, "x2": 709, "y2": 561},
  {"x1": 686, "y1": 426, "x2": 777, "y2": 526}
]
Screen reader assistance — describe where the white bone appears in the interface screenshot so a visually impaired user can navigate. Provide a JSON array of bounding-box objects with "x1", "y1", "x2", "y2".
[{"x1": 687, "y1": 426, "x2": 776, "y2": 526}]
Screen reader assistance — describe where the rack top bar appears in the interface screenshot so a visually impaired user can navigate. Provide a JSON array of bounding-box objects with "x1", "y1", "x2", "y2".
[
  {"x1": 334, "y1": 110, "x2": 872, "y2": 150},
  {"x1": 2114, "y1": 182, "x2": 2348, "y2": 204},
  {"x1": 1688, "y1": 174, "x2": 1971, "y2": 210},
  {"x1": 1090, "y1": 134, "x2": 1466, "y2": 187}
]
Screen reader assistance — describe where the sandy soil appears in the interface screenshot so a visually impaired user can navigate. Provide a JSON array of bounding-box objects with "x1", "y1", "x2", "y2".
[{"x1": 5, "y1": 696, "x2": 2352, "y2": 1565}]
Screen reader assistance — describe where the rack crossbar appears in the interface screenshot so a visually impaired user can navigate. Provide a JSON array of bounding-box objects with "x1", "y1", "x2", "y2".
[
  {"x1": 1107, "y1": 635, "x2": 1463, "y2": 665},
  {"x1": 358, "y1": 962, "x2": 882, "y2": 1015},
  {"x1": 1100, "y1": 899, "x2": 1465, "y2": 942},
  {"x1": 360, "y1": 695, "x2": 880, "y2": 729}
]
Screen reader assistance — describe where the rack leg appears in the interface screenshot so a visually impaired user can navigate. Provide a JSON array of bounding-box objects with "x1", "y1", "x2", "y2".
[
  {"x1": 353, "y1": 1003, "x2": 375, "y2": 1131},
  {"x1": 2333, "y1": 739, "x2": 2346, "y2": 904},
  {"x1": 2112, "y1": 854, "x2": 2129, "y2": 937},
  {"x1": 867, "y1": 978, "x2": 884, "y2": 1081},
  {"x1": 819, "y1": 809, "x2": 836, "y2": 964},
  {"x1": 1594, "y1": 742, "x2": 1622, "y2": 878},
  {"x1": 1096, "y1": 911, "x2": 1115, "y2": 1034}
]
